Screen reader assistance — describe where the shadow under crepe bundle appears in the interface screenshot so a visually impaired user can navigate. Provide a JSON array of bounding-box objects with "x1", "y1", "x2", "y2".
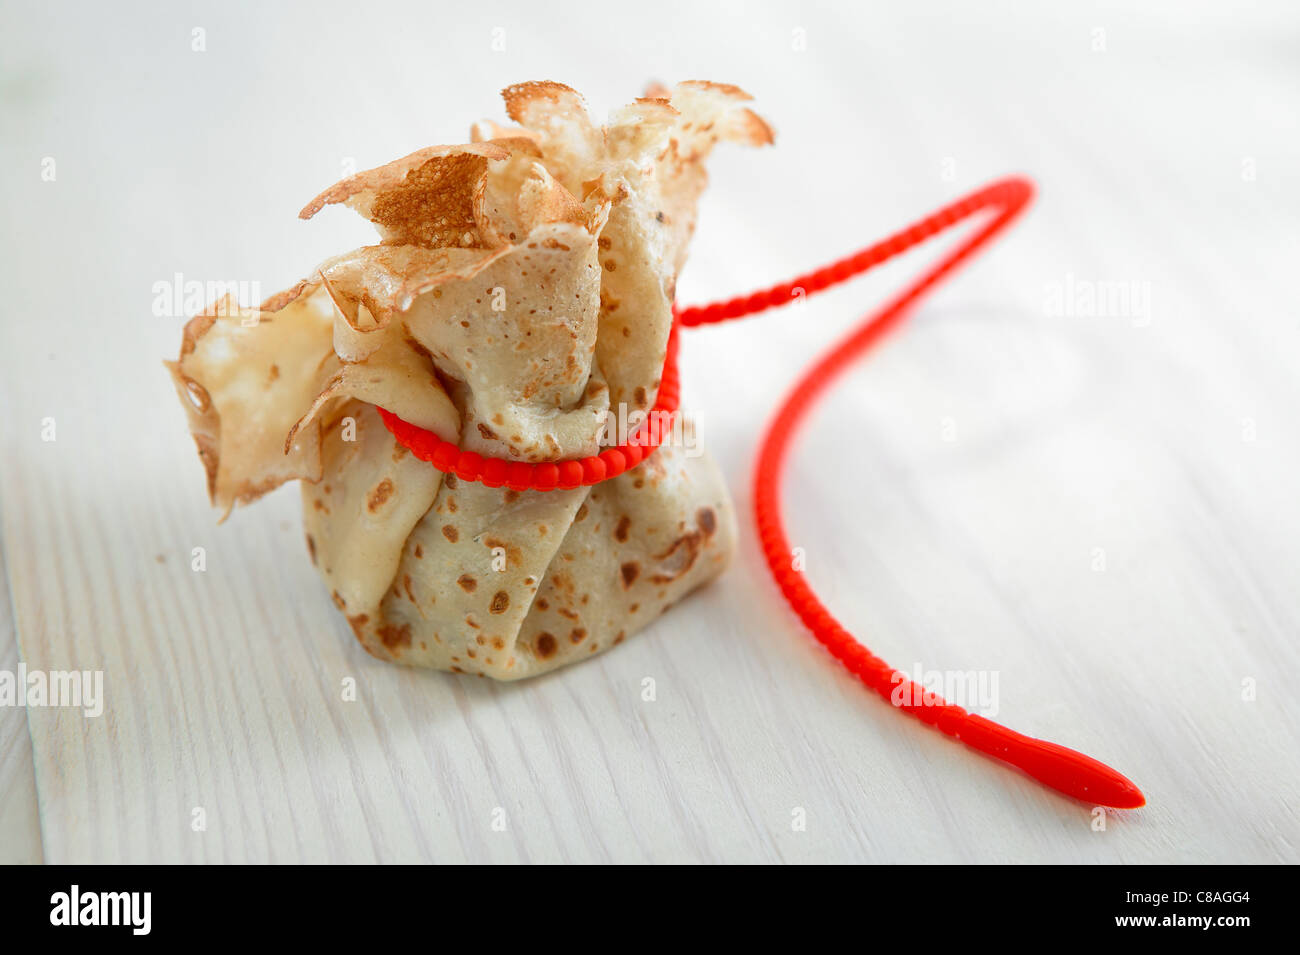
[{"x1": 167, "y1": 81, "x2": 773, "y2": 679}]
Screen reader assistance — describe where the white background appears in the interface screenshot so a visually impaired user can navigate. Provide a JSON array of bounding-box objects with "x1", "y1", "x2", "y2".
[{"x1": 1, "y1": 0, "x2": 1297, "y2": 863}]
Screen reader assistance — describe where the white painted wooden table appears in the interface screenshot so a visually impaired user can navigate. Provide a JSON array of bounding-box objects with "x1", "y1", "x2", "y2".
[{"x1": 2, "y1": 0, "x2": 1297, "y2": 863}]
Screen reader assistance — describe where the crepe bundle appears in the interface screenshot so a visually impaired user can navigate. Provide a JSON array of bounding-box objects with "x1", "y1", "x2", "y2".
[{"x1": 168, "y1": 81, "x2": 772, "y2": 679}]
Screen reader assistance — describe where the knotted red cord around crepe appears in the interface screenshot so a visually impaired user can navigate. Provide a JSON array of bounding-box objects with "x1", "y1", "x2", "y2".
[{"x1": 378, "y1": 176, "x2": 1146, "y2": 810}]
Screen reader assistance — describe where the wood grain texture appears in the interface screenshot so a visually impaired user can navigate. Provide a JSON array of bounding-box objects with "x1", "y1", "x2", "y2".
[
  {"x1": 0, "y1": 516, "x2": 44, "y2": 864},
  {"x1": 1, "y1": 0, "x2": 1297, "y2": 863}
]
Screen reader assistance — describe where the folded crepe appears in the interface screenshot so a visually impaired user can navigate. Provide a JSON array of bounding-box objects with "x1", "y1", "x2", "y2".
[{"x1": 167, "y1": 80, "x2": 772, "y2": 679}]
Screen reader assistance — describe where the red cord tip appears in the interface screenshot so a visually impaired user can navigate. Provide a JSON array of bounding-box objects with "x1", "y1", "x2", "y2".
[{"x1": 962, "y1": 715, "x2": 1145, "y2": 808}]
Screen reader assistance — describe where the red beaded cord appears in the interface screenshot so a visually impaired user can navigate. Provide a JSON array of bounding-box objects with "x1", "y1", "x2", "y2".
[
  {"x1": 377, "y1": 322, "x2": 681, "y2": 491},
  {"x1": 741, "y1": 177, "x2": 1142, "y2": 809},
  {"x1": 377, "y1": 176, "x2": 1145, "y2": 808}
]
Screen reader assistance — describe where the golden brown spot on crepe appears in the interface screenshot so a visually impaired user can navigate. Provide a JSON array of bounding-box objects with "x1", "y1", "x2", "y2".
[
  {"x1": 492, "y1": 636, "x2": 505, "y2": 650},
  {"x1": 347, "y1": 614, "x2": 370, "y2": 642},
  {"x1": 535, "y1": 632, "x2": 557, "y2": 659},
  {"x1": 630, "y1": 603, "x2": 639, "y2": 613},
  {"x1": 450, "y1": 665, "x2": 464, "y2": 673},
  {"x1": 413, "y1": 543, "x2": 424, "y2": 558},
  {"x1": 391, "y1": 443, "x2": 409, "y2": 462},
  {"x1": 444, "y1": 473, "x2": 458, "y2": 488},
  {"x1": 331, "y1": 590, "x2": 346, "y2": 610},
  {"x1": 442, "y1": 524, "x2": 459, "y2": 543},
  {"x1": 367, "y1": 478, "x2": 394, "y2": 511},
  {"x1": 558, "y1": 607, "x2": 579, "y2": 621},
  {"x1": 477, "y1": 422, "x2": 498, "y2": 441},
  {"x1": 458, "y1": 574, "x2": 477, "y2": 592},
  {"x1": 504, "y1": 489, "x2": 520, "y2": 504},
  {"x1": 620, "y1": 562, "x2": 640, "y2": 587},
  {"x1": 403, "y1": 574, "x2": 415, "y2": 602},
  {"x1": 575, "y1": 502, "x2": 589, "y2": 522},
  {"x1": 267, "y1": 363, "x2": 280, "y2": 384},
  {"x1": 489, "y1": 591, "x2": 510, "y2": 614},
  {"x1": 313, "y1": 498, "x2": 329, "y2": 513},
  {"x1": 569, "y1": 628, "x2": 587, "y2": 645},
  {"x1": 634, "y1": 386, "x2": 647, "y2": 406},
  {"x1": 378, "y1": 622, "x2": 412, "y2": 650},
  {"x1": 476, "y1": 635, "x2": 486, "y2": 646},
  {"x1": 536, "y1": 597, "x2": 549, "y2": 610},
  {"x1": 446, "y1": 497, "x2": 458, "y2": 513},
  {"x1": 368, "y1": 152, "x2": 490, "y2": 249},
  {"x1": 484, "y1": 536, "x2": 521, "y2": 567},
  {"x1": 603, "y1": 259, "x2": 617, "y2": 272},
  {"x1": 306, "y1": 534, "x2": 317, "y2": 565},
  {"x1": 614, "y1": 515, "x2": 631, "y2": 542},
  {"x1": 697, "y1": 507, "x2": 717, "y2": 536}
]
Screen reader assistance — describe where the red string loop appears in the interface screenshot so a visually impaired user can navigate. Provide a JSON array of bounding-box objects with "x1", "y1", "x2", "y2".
[{"x1": 377, "y1": 322, "x2": 680, "y2": 488}]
